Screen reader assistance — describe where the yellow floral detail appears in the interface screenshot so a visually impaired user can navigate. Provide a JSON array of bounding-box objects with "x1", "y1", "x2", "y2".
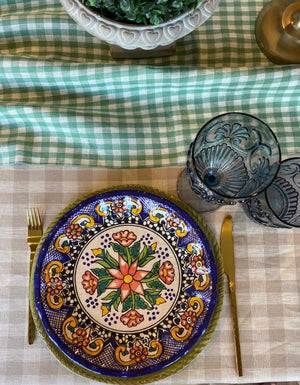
[
  {"x1": 175, "y1": 221, "x2": 188, "y2": 237},
  {"x1": 130, "y1": 198, "x2": 142, "y2": 215},
  {"x1": 187, "y1": 242, "x2": 203, "y2": 256},
  {"x1": 72, "y1": 214, "x2": 94, "y2": 227},
  {"x1": 96, "y1": 201, "x2": 112, "y2": 216},
  {"x1": 151, "y1": 242, "x2": 157, "y2": 251},
  {"x1": 45, "y1": 261, "x2": 63, "y2": 283},
  {"x1": 171, "y1": 326, "x2": 192, "y2": 341},
  {"x1": 149, "y1": 207, "x2": 167, "y2": 222},
  {"x1": 147, "y1": 341, "x2": 163, "y2": 358},
  {"x1": 194, "y1": 275, "x2": 210, "y2": 291},
  {"x1": 101, "y1": 305, "x2": 109, "y2": 316},
  {"x1": 190, "y1": 296, "x2": 204, "y2": 317},
  {"x1": 46, "y1": 293, "x2": 63, "y2": 309},
  {"x1": 62, "y1": 317, "x2": 77, "y2": 343},
  {"x1": 54, "y1": 234, "x2": 69, "y2": 253},
  {"x1": 115, "y1": 346, "x2": 136, "y2": 366},
  {"x1": 155, "y1": 297, "x2": 166, "y2": 305},
  {"x1": 82, "y1": 339, "x2": 103, "y2": 356},
  {"x1": 92, "y1": 248, "x2": 104, "y2": 257}
]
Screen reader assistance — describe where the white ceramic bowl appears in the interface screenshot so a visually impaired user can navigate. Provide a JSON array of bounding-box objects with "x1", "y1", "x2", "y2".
[{"x1": 60, "y1": 0, "x2": 220, "y2": 50}]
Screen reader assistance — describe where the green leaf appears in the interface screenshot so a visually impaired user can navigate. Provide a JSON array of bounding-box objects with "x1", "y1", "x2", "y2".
[
  {"x1": 144, "y1": 288, "x2": 161, "y2": 308},
  {"x1": 144, "y1": 288, "x2": 161, "y2": 296},
  {"x1": 131, "y1": 241, "x2": 141, "y2": 260},
  {"x1": 150, "y1": 13, "x2": 163, "y2": 25},
  {"x1": 91, "y1": 268, "x2": 110, "y2": 279},
  {"x1": 144, "y1": 261, "x2": 160, "y2": 278},
  {"x1": 138, "y1": 243, "x2": 148, "y2": 262},
  {"x1": 110, "y1": 242, "x2": 127, "y2": 262},
  {"x1": 138, "y1": 255, "x2": 155, "y2": 267},
  {"x1": 102, "y1": 291, "x2": 118, "y2": 301},
  {"x1": 97, "y1": 281, "x2": 110, "y2": 296},
  {"x1": 135, "y1": 295, "x2": 152, "y2": 310},
  {"x1": 145, "y1": 294, "x2": 154, "y2": 306},
  {"x1": 91, "y1": 268, "x2": 113, "y2": 296},
  {"x1": 113, "y1": 295, "x2": 121, "y2": 311},
  {"x1": 61, "y1": 240, "x2": 69, "y2": 248},
  {"x1": 54, "y1": 295, "x2": 60, "y2": 303},
  {"x1": 94, "y1": 259, "x2": 111, "y2": 269},
  {"x1": 122, "y1": 295, "x2": 133, "y2": 312},
  {"x1": 105, "y1": 251, "x2": 120, "y2": 268},
  {"x1": 120, "y1": 0, "x2": 131, "y2": 12},
  {"x1": 148, "y1": 279, "x2": 166, "y2": 291}
]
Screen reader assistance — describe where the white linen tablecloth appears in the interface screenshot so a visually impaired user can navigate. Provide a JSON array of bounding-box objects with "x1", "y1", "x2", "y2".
[{"x1": 0, "y1": 165, "x2": 299, "y2": 385}]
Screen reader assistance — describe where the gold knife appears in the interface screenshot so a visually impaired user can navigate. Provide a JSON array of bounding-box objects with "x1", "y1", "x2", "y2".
[{"x1": 220, "y1": 215, "x2": 243, "y2": 376}]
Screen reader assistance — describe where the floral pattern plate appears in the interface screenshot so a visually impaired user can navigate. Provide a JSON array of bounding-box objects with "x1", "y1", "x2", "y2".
[{"x1": 31, "y1": 186, "x2": 223, "y2": 384}]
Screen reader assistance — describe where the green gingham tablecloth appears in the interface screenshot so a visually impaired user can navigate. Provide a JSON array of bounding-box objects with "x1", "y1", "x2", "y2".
[{"x1": 0, "y1": 0, "x2": 300, "y2": 168}]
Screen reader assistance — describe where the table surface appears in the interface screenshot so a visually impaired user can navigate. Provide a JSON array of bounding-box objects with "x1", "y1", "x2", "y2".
[
  {"x1": 0, "y1": 0, "x2": 300, "y2": 169},
  {"x1": 0, "y1": 165, "x2": 299, "y2": 385},
  {"x1": 1, "y1": 0, "x2": 300, "y2": 384}
]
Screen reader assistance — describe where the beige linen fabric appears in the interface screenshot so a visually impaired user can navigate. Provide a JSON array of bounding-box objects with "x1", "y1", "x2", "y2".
[{"x1": 0, "y1": 165, "x2": 299, "y2": 385}]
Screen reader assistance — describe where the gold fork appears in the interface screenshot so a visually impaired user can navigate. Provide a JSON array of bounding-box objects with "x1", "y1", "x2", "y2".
[{"x1": 26, "y1": 208, "x2": 43, "y2": 344}]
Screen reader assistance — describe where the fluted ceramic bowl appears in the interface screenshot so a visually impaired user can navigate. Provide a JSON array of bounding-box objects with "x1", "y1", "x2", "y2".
[{"x1": 59, "y1": 0, "x2": 220, "y2": 50}]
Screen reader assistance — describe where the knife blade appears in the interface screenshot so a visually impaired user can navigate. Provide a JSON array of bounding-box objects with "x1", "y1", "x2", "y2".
[{"x1": 220, "y1": 215, "x2": 243, "y2": 376}]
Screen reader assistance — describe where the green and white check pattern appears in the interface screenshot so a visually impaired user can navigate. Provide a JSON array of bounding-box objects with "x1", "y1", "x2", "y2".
[{"x1": 0, "y1": 0, "x2": 299, "y2": 168}]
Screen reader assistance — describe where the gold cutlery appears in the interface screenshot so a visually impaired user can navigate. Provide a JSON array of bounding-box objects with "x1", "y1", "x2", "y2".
[
  {"x1": 26, "y1": 208, "x2": 43, "y2": 344},
  {"x1": 220, "y1": 215, "x2": 243, "y2": 376}
]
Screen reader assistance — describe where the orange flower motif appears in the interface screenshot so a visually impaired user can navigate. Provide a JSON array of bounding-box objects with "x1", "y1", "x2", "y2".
[
  {"x1": 130, "y1": 345, "x2": 148, "y2": 362},
  {"x1": 46, "y1": 277, "x2": 63, "y2": 295},
  {"x1": 107, "y1": 255, "x2": 149, "y2": 301},
  {"x1": 166, "y1": 213, "x2": 180, "y2": 227},
  {"x1": 181, "y1": 310, "x2": 197, "y2": 330},
  {"x1": 72, "y1": 329, "x2": 90, "y2": 347},
  {"x1": 66, "y1": 223, "x2": 82, "y2": 240},
  {"x1": 159, "y1": 261, "x2": 175, "y2": 285},
  {"x1": 111, "y1": 199, "x2": 127, "y2": 214},
  {"x1": 112, "y1": 230, "x2": 137, "y2": 247},
  {"x1": 121, "y1": 310, "x2": 144, "y2": 328},
  {"x1": 191, "y1": 255, "x2": 206, "y2": 275},
  {"x1": 82, "y1": 271, "x2": 98, "y2": 295}
]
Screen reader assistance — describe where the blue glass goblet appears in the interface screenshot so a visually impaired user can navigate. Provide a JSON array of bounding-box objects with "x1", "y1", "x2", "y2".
[
  {"x1": 242, "y1": 157, "x2": 300, "y2": 228},
  {"x1": 177, "y1": 112, "x2": 281, "y2": 212}
]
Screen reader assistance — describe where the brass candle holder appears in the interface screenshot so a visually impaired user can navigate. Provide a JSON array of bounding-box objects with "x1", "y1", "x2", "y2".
[{"x1": 256, "y1": 0, "x2": 300, "y2": 64}]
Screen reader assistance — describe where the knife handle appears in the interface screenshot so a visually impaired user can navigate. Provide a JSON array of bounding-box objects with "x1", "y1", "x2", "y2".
[
  {"x1": 229, "y1": 281, "x2": 243, "y2": 376},
  {"x1": 28, "y1": 250, "x2": 36, "y2": 345}
]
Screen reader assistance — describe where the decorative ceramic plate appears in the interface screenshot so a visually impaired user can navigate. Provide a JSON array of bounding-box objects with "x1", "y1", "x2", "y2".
[{"x1": 31, "y1": 186, "x2": 223, "y2": 384}]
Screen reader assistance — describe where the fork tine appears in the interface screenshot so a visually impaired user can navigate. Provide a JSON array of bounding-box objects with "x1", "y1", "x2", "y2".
[
  {"x1": 32, "y1": 208, "x2": 37, "y2": 229},
  {"x1": 26, "y1": 209, "x2": 30, "y2": 227},
  {"x1": 27, "y1": 208, "x2": 42, "y2": 230},
  {"x1": 35, "y1": 208, "x2": 42, "y2": 228}
]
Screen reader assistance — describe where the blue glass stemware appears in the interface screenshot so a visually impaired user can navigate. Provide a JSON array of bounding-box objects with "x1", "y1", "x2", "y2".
[
  {"x1": 243, "y1": 157, "x2": 300, "y2": 228},
  {"x1": 177, "y1": 112, "x2": 281, "y2": 212}
]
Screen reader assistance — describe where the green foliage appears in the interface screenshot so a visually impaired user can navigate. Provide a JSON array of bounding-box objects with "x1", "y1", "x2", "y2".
[
  {"x1": 81, "y1": 0, "x2": 203, "y2": 25},
  {"x1": 91, "y1": 268, "x2": 114, "y2": 296}
]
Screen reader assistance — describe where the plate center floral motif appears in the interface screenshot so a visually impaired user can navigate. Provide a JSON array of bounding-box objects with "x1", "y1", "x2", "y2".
[{"x1": 75, "y1": 225, "x2": 181, "y2": 333}]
